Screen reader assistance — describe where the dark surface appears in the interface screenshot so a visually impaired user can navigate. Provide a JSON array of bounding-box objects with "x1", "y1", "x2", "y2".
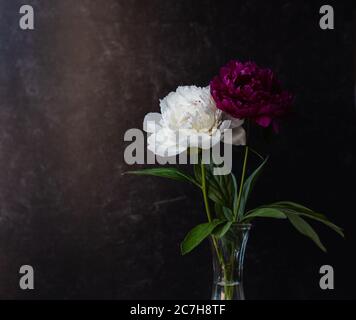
[{"x1": 0, "y1": 0, "x2": 355, "y2": 299}]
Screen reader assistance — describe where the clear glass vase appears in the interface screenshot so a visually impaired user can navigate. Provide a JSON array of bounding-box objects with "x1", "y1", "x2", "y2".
[{"x1": 210, "y1": 223, "x2": 251, "y2": 300}]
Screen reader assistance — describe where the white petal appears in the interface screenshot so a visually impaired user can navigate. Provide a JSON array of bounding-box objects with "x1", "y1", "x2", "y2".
[
  {"x1": 147, "y1": 128, "x2": 188, "y2": 158},
  {"x1": 189, "y1": 147, "x2": 200, "y2": 155},
  {"x1": 230, "y1": 127, "x2": 246, "y2": 146},
  {"x1": 211, "y1": 130, "x2": 222, "y2": 147},
  {"x1": 219, "y1": 120, "x2": 232, "y2": 131},
  {"x1": 230, "y1": 118, "x2": 244, "y2": 128},
  {"x1": 199, "y1": 133, "x2": 213, "y2": 149},
  {"x1": 223, "y1": 127, "x2": 246, "y2": 146},
  {"x1": 223, "y1": 114, "x2": 244, "y2": 128},
  {"x1": 143, "y1": 113, "x2": 162, "y2": 133}
]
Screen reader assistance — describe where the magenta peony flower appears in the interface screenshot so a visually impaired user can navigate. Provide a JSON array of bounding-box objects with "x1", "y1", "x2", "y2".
[{"x1": 210, "y1": 60, "x2": 293, "y2": 132}]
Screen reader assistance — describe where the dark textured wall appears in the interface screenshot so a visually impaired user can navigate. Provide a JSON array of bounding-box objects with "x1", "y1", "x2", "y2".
[{"x1": 0, "y1": 0, "x2": 355, "y2": 299}]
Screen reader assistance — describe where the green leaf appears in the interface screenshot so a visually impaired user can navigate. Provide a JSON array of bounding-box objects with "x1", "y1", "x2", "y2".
[
  {"x1": 266, "y1": 202, "x2": 344, "y2": 238},
  {"x1": 218, "y1": 173, "x2": 234, "y2": 207},
  {"x1": 207, "y1": 185, "x2": 225, "y2": 206},
  {"x1": 270, "y1": 201, "x2": 316, "y2": 215},
  {"x1": 242, "y1": 207, "x2": 287, "y2": 221},
  {"x1": 125, "y1": 168, "x2": 200, "y2": 188},
  {"x1": 249, "y1": 147, "x2": 265, "y2": 160},
  {"x1": 198, "y1": 164, "x2": 233, "y2": 207},
  {"x1": 238, "y1": 157, "x2": 269, "y2": 219},
  {"x1": 209, "y1": 165, "x2": 234, "y2": 208},
  {"x1": 231, "y1": 173, "x2": 239, "y2": 219},
  {"x1": 284, "y1": 212, "x2": 327, "y2": 252},
  {"x1": 299, "y1": 213, "x2": 344, "y2": 238},
  {"x1": 214, "y1": 203, "x2": 225, "y2": 220},
  {"x1": 222, "y1": 207, "x2": 233, "y2": 221},
  {"x1": 213, "y1": 221, "x2": 233, "y2": 238},
  {"x1": 181, "y1": 219, "x2": 225, "y2": 255},
  {"x1": 193, "y1": 164, "x2": 202, "y2": 184}
]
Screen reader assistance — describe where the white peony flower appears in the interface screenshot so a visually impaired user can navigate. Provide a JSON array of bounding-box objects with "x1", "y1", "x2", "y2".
[{"x1": 143, "y1": 85, "x2": 245, "y2": 157}]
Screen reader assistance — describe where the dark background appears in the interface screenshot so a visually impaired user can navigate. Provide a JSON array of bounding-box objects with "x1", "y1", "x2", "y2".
[{"x1": 0, "y1": 0, "x2": 355, "y2": 299}]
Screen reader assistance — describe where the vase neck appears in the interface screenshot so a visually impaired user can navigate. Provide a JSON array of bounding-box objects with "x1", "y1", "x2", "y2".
[{"x1": 210, "y1": 224, "x2": 251, "y2": 300}]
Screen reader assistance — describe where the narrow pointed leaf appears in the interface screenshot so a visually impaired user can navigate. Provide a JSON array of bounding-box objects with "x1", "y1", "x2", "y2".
[
  {"x1": 285, "y1": 212, "x2": 327, "y2": 252},
  {"x1": 194, "y1": 164, "x2": 202, "y2": 184},
  {"x1": 271, "y1": 201, "x2": 317, "y2": 215},
  {"x1": 217, "y1": 173, "x2": 233, "y2": 207},
  {"x1": 231, "y1": 173, "x2": 239, "y2": 219},
  {"x1": 249, "y1": 147, "x2": 265, "y2": 160},
  {"x1": 201, "y1": 164, "x2": 233, "y2": 207},
  {"x1": 207, "y1": 185, "x2": 225, "y2": 206},
  {"x1": 126, "y1": 168, "x2": 200, "y2": 188},
  {"x1": 181, "y1": 219, "x2": 225, "y2": 255},
  {"x1": 222, "y1": 207, "x2": 233, "y2": 221},
  {"x1": 238, "y1": 157, "x2": 269, "y2": 219},
  {"x1": 241, "y1": 207, "x2": 287, "y2": 221},
  {"x1": 298, "y1": 213, "x2": 344, "y2": 238},
  {"x1": 214, "y1": 203, "x2": 225, "y2": 220},
  {"x1": 266, "y1": 202, "x2": 344, "y2": 237},
  {"x1": 213, "y1": 221, "x2": 233, "y2": 239},
  {"x1": 223, "y1": 174, "x2": 233, "y2": 205}
]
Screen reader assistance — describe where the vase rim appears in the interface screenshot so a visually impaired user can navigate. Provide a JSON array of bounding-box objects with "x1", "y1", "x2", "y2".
[{"x1": 230, "y1": 222, "x2": 252, "y2": 230}]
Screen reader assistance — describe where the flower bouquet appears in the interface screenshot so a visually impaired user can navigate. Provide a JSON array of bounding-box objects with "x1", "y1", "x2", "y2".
[{"x1": 126, "y1": 60, "x2": 343, "y2": 300}]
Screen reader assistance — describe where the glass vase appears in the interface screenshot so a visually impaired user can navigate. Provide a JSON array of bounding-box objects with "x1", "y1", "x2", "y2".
[{"x1": 210, "y1": 223, "x2": 251, "y2": 300}]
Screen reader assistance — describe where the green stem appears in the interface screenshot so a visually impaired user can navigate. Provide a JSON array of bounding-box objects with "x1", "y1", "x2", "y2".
[
  {"x1": 235, "y1": 146, "x2": 249, "y2": 221},
  {"x1": 201, "y1": 162, "x2": 232, "y2": 298},
  {"x1": 200, "y1": 163, "x2": 220, "y2": 256},
  {"x1": 200, "y1": 163, "x2": 221, "y2": 260},
  {"x1": 201, "y1": 163, "x2": 213, "y2": 223}
]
